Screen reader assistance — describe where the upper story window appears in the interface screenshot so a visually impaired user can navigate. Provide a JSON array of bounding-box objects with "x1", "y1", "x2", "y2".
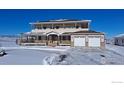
[
  {"x1": 43, "y1": 26, "x2": 46, "y2": 29},
  {"x1": 34, "y1": 24, "x2": 42, "y2": 29},
  {"x1": 81, "y1": 22, "x2": 88, "y2": 28},
  {"x1": 76, "y1": 26, "x2": 79, "y2": 29},
  {"x1": 122, "y1": 39, "x2": 124, "y2": 43},
  {"x1": 32, "y1": 21, "x2": 90, "y2": 30}
]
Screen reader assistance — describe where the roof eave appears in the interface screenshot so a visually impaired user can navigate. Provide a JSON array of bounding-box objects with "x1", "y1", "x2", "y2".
[{"x1": 29, "y1": 20, "x2": 91, "y2": 25}]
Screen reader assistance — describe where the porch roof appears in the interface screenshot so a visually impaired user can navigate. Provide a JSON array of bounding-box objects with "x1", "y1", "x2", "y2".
[
  {"x1": 24, "y1": 32, "x2": 45, "y2": 36},
  {"x1": 23, "y1": 30, "x2": 104, "y2": 36},
  {"x1": 62, "y1": 30, "x2": 104, "y2": 35}
]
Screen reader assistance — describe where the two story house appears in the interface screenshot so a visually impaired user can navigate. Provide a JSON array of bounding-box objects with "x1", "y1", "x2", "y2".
[{"x1": 18, "y1": 19, "x2": 105, "y2": 48}]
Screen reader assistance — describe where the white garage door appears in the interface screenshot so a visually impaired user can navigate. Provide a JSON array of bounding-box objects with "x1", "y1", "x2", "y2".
[
  {"x1": 74, "y1": 37, "x2": 85, "y2": 47},
  {"x1": 89, "y1": 37, "x2": 100, "y2": 47}
]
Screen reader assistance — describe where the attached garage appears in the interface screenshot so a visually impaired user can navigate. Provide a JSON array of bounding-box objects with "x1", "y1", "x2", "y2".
[
  {"x1": 74, "y1": 37, "x2": 85, "y2": 47},
  {"x1": 71, "y1": 30, "x2": 105, "y2": 48},
  {"x1": 88, "y1": 37, "x2": 100, "y2": 47}
]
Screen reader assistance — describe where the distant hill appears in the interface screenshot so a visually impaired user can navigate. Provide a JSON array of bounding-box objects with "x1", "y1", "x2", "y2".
[
  {"x1": 0, "y1": 35, "x2": 19, "y2": 42},
  {"x1": 0, "y1": 34, "x2": 19, "y2": 38}
]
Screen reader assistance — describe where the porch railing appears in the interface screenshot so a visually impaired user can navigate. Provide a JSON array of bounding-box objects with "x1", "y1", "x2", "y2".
[{"x1": 60, "y1": 40, "x2": 71, "y2": 45}]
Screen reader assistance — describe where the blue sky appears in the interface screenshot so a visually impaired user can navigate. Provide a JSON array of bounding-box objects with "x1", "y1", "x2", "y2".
[{"x1": 0, "y1": 9, "x2": 124, "y2": 38}]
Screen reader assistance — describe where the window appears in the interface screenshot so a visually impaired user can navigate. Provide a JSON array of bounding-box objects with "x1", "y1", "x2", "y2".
[
  {"x1": 38, "y1": 36, "x2": 42, "y2": 40},
  {"x1": 43, "y1": 27, "x2": 46, "y2": 29},
  {"x1": 115, "y1": 39, "x2": 118, "y2": 44},
  {"x1": 61, "y1": 36, "x2": 70, "y2": 40},
  {"x1": 81, "y1": 23, "x2": 88, "y2": 28},
  {"x1": 68, "y1": 36, "x2": 71, "y2": 40},
  {"x1": 56, "y1": 26, "x2": 59, "y2": 29},
  {"x1": 61, "y1": 36, "x2": 65, "y2": 40},
  {"x1": 76, "y1": 26, "x2": 79, "y2": 29},
  {"x1": 122, "y1": 39, "x2": 124, "y2": 43},
  {"x1": 116, "y1": 39, "x2": 118, "y2": 43}
]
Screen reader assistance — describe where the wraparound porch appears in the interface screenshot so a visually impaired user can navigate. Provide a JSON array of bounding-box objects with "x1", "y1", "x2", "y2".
[{"x1": 18, "y1": 34, "x2": 71, "y2": 46}]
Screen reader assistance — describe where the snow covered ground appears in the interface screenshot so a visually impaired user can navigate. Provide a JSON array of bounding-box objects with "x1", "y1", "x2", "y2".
[
  {"x1": 106, "y1": 44, "x2": 124, "y2": 56},
  {"x1": 66, "y1": 46, "x2": 124, "y2": 65},
  {"x1": 0, "y1": 37, "x2": 124, "y2": 65},
  {"x1": 0, "y1": 36, "x2": 18, "y2": 47},
  {"x1": 46, "y1": 44, "x2": 124, "y2": 65},
  {"x1": 0, "y1": 38, "x2": 68, "y2": 65},
  {"x1": 0, "y1": 49, "x2": 53, "y2": 65}
]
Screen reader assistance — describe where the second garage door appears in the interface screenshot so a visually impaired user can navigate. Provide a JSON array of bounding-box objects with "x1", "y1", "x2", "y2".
[
  {"x1": 89, "y1": 37, "x2": 100, "y2": 47},
  {"x1": 74, "y1": 37, "x2": 85, "y2": 47}
]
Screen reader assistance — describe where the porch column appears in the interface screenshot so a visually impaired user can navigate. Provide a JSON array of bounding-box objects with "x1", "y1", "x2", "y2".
[
  {"x1": 75, "y1": 23, "x2": 77, "y2": 28},
  {"x1": 41, "y1": 24, "x2": 43, "y2": 29},
  {"x1": 52, "y1": 24, "x2": 54, "y2": 29},
  {"x1": 27, "y1": 35, "x2": 30, "y2": 42},
  {"x1": 57, "y1": 35, "x2": 59, "y2": 45},
  {"x1": 63, "y1": 24, "x2": 65, "y2": 28},
  {"x1": 87, "y1": 22, "x2": 90, "y2": 30},
  {"x1": 26, "y1": 35, "x2": 28, "y2": 41},
  {"x1": 59, "y1": 35, "x2": 61, "y2": 43},
  {"x1": 46, "y1": 35, "x2": 48, "y2": 45},
  {"x1": 36, "y1": 35, "x2": 38, "y2": 40},
  {"x1": 43, "y1": 35, "x2": 46, "y2": 43}
]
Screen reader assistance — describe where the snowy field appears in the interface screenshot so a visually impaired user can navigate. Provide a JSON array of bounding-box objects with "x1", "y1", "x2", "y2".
[
  {"x1": 0, "y1": 37, "x2": 124, "y2": 65},
  {"x1": 0, "y1": 38, "x2": 68, "y2": 65},
  {"x1": 63, "y1": 46, "x2": 124, "y2": 65},
  {"x1": 44, "y1": 44, "x2": 124, "y2": 65},
  {"x1": 0, "y1": 49, "x2": 53, "y2": 65}
]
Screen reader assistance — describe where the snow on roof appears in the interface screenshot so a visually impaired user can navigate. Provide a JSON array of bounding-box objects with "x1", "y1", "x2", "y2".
[
  {"x1": 49, "y1": 19, "x2": 79, "y2": 22},
  {"x1": 24, "y1": 32, "x2": 31, "y2": 35},
  {"x1": 115, "y1": 34, "x2": 124, "y2": 38},
  {"x1": 30, "y1": 19, "x2": 91, "y2": 24}
]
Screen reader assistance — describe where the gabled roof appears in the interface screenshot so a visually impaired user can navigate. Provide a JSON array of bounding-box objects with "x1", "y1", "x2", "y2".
[{"x1": 45, "y1": 31, "x2": 59, "y2": 36}]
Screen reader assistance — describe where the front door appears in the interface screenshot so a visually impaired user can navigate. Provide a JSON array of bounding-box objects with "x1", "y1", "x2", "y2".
[{"x1": 48, "y1": 34, "x2": 58, "y2": 46}]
